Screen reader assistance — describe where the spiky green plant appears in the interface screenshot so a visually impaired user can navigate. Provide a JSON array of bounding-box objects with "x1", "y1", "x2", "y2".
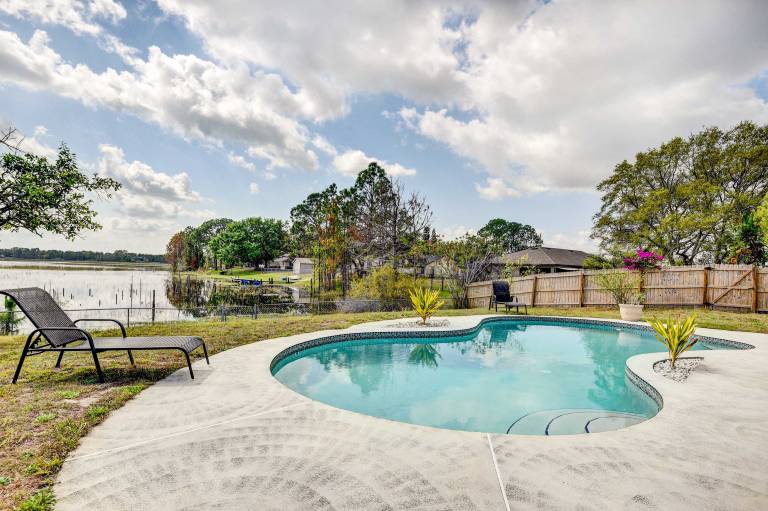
[
  {"x1": 649, "y1": 315, "x2": 698, "y2": 368},
  {"x1": 409, "y1": 287, "x2": 444, "y2": 325}
]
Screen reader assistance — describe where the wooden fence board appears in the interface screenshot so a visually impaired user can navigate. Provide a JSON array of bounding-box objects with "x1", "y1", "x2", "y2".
[{"x1": 464, "y1": 264, "x2": 766, "y2": 311}]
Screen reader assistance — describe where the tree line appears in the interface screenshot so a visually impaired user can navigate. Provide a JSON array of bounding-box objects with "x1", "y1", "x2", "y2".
[
  {"x1": 165, "y1": 162, "x2": 545, "y2": 305},
  {"x1": 0, "y1": 247, "x2": 165, "y2": 263}
]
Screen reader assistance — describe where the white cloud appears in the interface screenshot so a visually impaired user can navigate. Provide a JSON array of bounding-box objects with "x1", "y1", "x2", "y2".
[
  {"x1": 543, "y1": 230, "x2": 598, "y2": 253},
  {"x1": 94, "y1": 144, "x2": 213, "y2": 224},
  {"x1": 0, "y1": 140, "x2": 213, "y2": 252},
  {"x1": 474, "y1": 177, "x2": 521, "y2": 201},
  {"x1": 227, "y1": 153, "x2": 257, "y2": 172},
  {"x1": 0, "y1": 0, "x2": 126, "y2": 35},
  {"x1": 0, "y1": 29, "x2": 321, "y2": 171},
  {"x1": 96, "y1": 144, "x2": 201, "y2": 203},
  {"x1": 155, "y1": 0, "x2": 768, "y2": 199},
  {"x1": 401, "y1": 1, "x2": 768, "y2": 197},
  {"x1": 437, "y1": 224, "x2": 475, "y2": 240},
  {"x1": 156, "y1": 0, "x2": 468, "y2": 120},
  {"x1": 331, "y1": 149, "x2": 417, "y2": 177},
  {"x1": 8, "y1": 125, "x2": 58, "y2": 158},
  {"x1": 249, "y1": 182, "x2": 260, "y2": 194}
]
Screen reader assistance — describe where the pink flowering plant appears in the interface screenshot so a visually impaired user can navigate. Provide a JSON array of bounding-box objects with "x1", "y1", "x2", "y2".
[{"x1": 623, "y1": 249, "x2": 663, "y2": 272}]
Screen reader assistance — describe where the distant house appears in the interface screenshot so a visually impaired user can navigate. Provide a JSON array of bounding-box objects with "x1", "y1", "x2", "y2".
[
  {"x1": 293, "y1": 257, "x2": 314, "y2": 275},
  {"x1": 422, "y1": 255, "x2": 448, "y2": 277},
  {"x1": 265, "y1": 254, "x2": 293, "y2": 271},
  {"x1": 496, "y1": 246, "x2": 593, "y2": 275}
]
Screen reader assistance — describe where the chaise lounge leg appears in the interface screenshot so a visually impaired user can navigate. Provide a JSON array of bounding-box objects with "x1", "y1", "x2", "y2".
[
  {"x1": 184, "y1": 352, "x2": 195, "y2": 379},
  {"x1": 127, "y1": 350, "x2": 134, "y2": 365},
  {"x1": 55, "y1": 351, "x2": 65, "y2": 368},
  {"x1": 12, "y1": 334, "x2": 33, "y2": 384},
  {"x1": 91, "y1": 350, "x2": 105, "y2": 383},
  {"x1": 202, "y1": 343, "x2": 209, "y2": 364}
]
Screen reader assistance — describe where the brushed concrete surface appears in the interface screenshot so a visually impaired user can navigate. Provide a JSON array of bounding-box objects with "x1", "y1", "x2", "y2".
[{"x1": 54, "y1": 316, "x2": 768, "y2": 510}]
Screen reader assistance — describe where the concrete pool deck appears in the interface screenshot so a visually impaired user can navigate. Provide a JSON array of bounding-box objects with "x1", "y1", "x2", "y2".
[{"x1": 55, "y1": 315, "x2": 768, "y2": 510}]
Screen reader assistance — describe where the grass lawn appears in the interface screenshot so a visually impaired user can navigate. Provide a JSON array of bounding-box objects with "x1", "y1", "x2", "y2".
[
  {"x1": 1, "y1": 306, "x2": 766, "y2": 510},
  {"x1": 183, "y1": 267, "x2": 312, "y2": 284}
]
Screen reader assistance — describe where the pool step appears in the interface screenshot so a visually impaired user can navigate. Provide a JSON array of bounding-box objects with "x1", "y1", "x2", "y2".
[{"x1": 506, "y1": 409, "x2": 646, "y2": 435}]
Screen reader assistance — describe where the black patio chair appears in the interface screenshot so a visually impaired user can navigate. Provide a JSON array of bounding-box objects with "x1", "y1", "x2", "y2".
[
  {"x1": 489, "y1": 280, "x2": 528, "y2": 314},
  {"x1": 2, "y1": 287, "x2": 209, "y2": 384}
]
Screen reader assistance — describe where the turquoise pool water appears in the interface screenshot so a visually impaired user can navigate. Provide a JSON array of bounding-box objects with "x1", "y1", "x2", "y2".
[{"x1": 272, "y1": 320, "x2": 722, "y2": 435}]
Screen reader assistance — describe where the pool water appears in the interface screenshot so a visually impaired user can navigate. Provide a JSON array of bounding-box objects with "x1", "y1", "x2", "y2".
[{"x1": 272, "y1": 320, "x2": 720, "y2": 435}]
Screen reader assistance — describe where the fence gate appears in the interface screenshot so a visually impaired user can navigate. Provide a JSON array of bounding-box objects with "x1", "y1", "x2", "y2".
[{"x1": 707, "y1": 264, "x2": 758, "y2": 311}]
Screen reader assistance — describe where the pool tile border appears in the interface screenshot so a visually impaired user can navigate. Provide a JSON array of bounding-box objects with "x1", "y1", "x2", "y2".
[{"x1": 269, "y1": 315, "x2": 753, "y2": 372}]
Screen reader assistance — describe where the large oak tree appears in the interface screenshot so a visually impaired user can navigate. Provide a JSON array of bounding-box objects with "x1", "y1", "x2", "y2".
[{"x1": 592, "y1": 121, "x2": 768, "y2": 264}]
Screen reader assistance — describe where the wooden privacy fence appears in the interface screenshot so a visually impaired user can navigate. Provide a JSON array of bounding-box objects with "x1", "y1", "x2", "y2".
[{"x1": 466, "y1": 264, "x2": 768, "y2": 312}]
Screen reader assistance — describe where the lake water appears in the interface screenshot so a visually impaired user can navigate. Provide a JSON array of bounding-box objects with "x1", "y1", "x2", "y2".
[{"x1": 0, "y1": 260, "x2": 298, "y2": 331}]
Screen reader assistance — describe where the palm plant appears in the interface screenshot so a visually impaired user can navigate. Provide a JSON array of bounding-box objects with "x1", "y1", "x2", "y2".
[
  {"x1": 649, "y1": 315, "x2": 698, "y2": 368},
  {"x1": 409, "y1": 287, "x2": 444, "y2": 325},
  {"x1": 0, "y1": 296, "x2": 22, "y2": 335}
]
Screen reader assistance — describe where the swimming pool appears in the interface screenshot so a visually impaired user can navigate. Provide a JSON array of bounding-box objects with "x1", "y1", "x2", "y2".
[{"x1": 272, "y1": 318, "x2": 744, "y2": 435}]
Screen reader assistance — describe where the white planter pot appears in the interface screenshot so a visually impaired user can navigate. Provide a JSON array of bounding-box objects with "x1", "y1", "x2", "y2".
[{"x1": 619, "y1": 304, "x2": 644, "y2": 321}]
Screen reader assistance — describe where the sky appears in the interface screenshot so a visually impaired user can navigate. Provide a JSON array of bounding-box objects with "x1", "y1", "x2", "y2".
[{"x1": 0, "y1": 0, "x2": 767, "y2": 254}]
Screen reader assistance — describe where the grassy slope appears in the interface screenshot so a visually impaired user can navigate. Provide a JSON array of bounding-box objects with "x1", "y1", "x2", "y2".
[{"x1": 1, "y1": 306, "x2": 766, "y2": 510}]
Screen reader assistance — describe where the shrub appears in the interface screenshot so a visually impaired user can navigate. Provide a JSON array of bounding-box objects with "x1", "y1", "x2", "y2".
[
  {"x1": 349, "y1": 264, "x2": 413, "y2": 303},
  {"x1": 649, "y1": 315, "x2": 698, "y2": 368},
  {"x1": 595, "y1": 271, "x2": 643, "y2": 304},
  {"x1": 19, "y1": 488, "x2": 55, "y2": 511},
  {"x1": 623, "y1": 249, "x2": 663, "y2": 271},
  {"x1": 0, "y1": 296, "x2": 22, "y2": 335},
  {"x1": 409, "y1": 287, "x2": 444, "y2": 325}
]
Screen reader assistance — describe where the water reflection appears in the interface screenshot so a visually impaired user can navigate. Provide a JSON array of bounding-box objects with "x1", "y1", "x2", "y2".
[
  {"x1": 165, "y1": 277, "x2": 293, "y2": 311},
  {"x1": 408, "y1": 344, "x2": 441, "y2": 368}
]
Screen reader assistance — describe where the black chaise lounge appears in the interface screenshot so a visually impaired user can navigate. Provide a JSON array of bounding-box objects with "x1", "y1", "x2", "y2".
[
  {"x1": 489, "y1": 280, "x2": 528, "y2": 314},
  {"x1": 2, "y1": 287, "x2": 209, "y2": 383}
]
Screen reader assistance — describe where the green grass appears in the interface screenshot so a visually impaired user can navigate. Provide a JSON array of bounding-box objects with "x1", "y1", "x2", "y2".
[
  {"x1": 182, "y1": 267, "x2": 312, "y2": 284},
  {"x1": 0, "y1": 305, "x2": 766, "y2": 509}
]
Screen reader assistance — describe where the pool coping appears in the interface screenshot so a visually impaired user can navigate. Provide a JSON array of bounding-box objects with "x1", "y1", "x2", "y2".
[{"x1": 54, "y1": 314, "x2": 768, "y2": 510}]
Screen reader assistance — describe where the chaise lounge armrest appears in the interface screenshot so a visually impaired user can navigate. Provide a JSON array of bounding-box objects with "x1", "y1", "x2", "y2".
[{"x1": 73, "y1": 318, "x2": 127, "y2": 337}]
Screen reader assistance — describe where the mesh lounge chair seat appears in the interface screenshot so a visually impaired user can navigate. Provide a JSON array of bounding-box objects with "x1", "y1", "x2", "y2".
[
  {"x1": 57, "y1": 336, "x2": 205, "y2": 353},
  {"x1": 2, "y1": 287, "x2": 209, "y2": 383}
]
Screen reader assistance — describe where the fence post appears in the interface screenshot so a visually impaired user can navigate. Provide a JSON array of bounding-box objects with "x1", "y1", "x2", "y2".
[
  {"x1": 220, "y1": 305, "x2": 226, "y2": 322},
  {"x1": 127, "y1": 307, "x2": 131, "y2": 328},
  {"x1": 578, "y1": 271, "x2": 585, "y2": 307},
  {"x1": 530, "y1": 275, "x2": 538, "y2": 307},
  {"x1": 702, "y1": 267, "x2": 709, "y2": 306},
  {"x1": 752, "y1": 265, "x2": 758, "y2": 313},
  {"x1": 151, "y1": 290, "x2": 156, "y2": 323}
]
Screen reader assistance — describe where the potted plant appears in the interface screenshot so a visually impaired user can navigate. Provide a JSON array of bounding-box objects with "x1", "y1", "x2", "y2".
[{"x1": 595, "y1": 271, "x2": 645, "y2": 321}]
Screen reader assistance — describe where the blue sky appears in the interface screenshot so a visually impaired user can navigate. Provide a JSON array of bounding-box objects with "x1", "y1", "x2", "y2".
[{"x1": 1, "y1": 1, "x2": 766, "y2": 253}]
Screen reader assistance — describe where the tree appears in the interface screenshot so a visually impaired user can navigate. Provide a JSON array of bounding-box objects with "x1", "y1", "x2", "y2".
[
  {"x1": 592, "y1": 121, "x2": 768, "y2": 264},
  {"x1": 435, "y1": 234, "x2": 501, "y2": 308},
  {"x1": 187, "y1": 218, "x2": 233, "y2": 270},
  {"x1": 755, "y1": 193, "x2": 768, "y2": 244},
  {"x1": 729, "y1": 213, "x2": 767, "y2": 265},
  {"x1": 478, "y1": 219, "x2": 542, "y2": 252},
  {"x1": 1, "y1": 127, "x2": 120, "y2": 240},
  {"x1": 165, "y1": 231, "x2": 187, "y2": 271},
  {"x1": 208, "y1": 217, "x2": 287, "y2": 268}
]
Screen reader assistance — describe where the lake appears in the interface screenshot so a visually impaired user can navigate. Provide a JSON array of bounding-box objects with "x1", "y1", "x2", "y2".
[{"x1": 0, "y1": 260, "x2": 298, "y2": 332}]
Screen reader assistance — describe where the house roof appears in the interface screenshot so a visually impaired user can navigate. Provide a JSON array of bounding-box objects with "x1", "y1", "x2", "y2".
[
  {"x1": 293, "y1": 257, "x2": 314, "y2": 264},
  {"x1": 497, "y1": 246, "x2": 593, "y2": 267}
]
